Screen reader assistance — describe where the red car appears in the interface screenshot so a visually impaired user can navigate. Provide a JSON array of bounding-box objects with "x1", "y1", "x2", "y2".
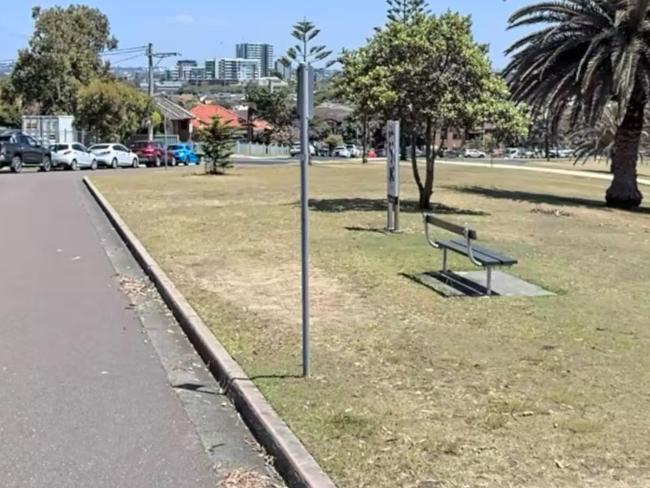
[
  {"x1": 129, "y1": 141, "x2": 166, "y2": 167},
  {"x1": 367, "y1": 148, "x2": 378, "y2": 158}
]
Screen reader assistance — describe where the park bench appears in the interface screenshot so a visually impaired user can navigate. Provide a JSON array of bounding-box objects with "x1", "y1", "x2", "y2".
[{"x1": 422, "y1": 214, "x2": 518, "y2": 296}]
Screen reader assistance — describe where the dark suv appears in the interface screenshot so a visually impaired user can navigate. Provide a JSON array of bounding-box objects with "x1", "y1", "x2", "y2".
[
  {"x1": 0, "y1": 131, "x2": 52, "y2": 173},
  {"x1": 129, "y1": 141, "x2": 165, "y2": 167}
]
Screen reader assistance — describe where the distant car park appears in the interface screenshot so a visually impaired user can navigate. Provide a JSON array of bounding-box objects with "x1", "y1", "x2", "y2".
[
  {"x1": 167, "y1": 143, "x2": 200, "y2": 166},
  {"x1": 332, "y1": 146, "x2": 352, "y2": 158},
  {"x1": 290, "y1": 144, "x2": 315, "y2": 157},
  {"x1": 129, "y1": 141, "x2": 166, "y2": 167},
  {"x1": 346, "y1": 144, "x2": 361, "y2": 158},
  {"x1": 464, "y1": 148, "x2": 487, "y2": 159},
  {"x1": 0, "y1": 131, "x2": 52, "y2": 173}
]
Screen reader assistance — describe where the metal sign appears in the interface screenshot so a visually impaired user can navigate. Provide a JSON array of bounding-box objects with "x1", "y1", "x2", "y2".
[
  {"x1": 297, "y1": 65, "x2": 314, "y2": 120},
  {"x1": 386, "y1": 120, "x2": 401, "y2": 232},
  {"x1": 387, "y1": 120, "x2": 400, "y2": 199}
]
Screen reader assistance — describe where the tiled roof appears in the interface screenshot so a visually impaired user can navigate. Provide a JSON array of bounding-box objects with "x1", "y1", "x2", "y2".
[
  {"x1": 191, "y1": 104, "x2": 271, "y2": 131},
  {"x1": 153, "y1": 95, "x2": 195, "y2": 121}
]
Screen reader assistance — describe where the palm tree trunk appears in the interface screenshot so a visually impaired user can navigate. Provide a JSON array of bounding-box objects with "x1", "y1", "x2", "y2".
[{"x1": 607, "y1": 92, "x2": 645, "y2": 209}]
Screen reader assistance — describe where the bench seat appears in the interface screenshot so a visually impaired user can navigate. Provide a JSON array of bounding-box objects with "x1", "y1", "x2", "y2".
[{"x1": 436, "y1": 239, "x2": 518, "y2": 267}]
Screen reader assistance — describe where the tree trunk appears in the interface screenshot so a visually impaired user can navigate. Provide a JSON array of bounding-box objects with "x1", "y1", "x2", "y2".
[
  {"x1": 410, "y1": 127, "x2": 423, "y2": 197},
  {"x1": 607, "y1": 91, "x2": 645, "y2": 209},
  {"x1": 362, "y1": 115, "x2": 368, "y2": 164},
  {"x1": 419, "y1": 119, "x2": 435, "y2": 209}
]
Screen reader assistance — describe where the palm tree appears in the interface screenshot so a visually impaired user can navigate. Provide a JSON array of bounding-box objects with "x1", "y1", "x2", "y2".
[{"x1": 505, "y1": 0, "x2": 650, "y2": 209}]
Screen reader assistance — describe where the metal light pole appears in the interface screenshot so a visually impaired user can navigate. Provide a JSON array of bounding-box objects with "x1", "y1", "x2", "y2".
[{"x1": 298, "y1": 63, "x2": 313, "y2": 378}]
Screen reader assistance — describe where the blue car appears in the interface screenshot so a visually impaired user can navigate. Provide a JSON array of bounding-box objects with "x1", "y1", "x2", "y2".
[{"x1": 166, "y1": 143, "x2": 200, "y2": 166}]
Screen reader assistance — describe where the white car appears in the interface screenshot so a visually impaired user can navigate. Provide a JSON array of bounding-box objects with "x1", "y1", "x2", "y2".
[
  {"x1": 464, "y1": 149, "x2": 487, "y2": 159},
  {"x1": 50, "y1": 143, "x2": 97, "y2": 171},
  {"x1": 346, "y1": 144, "x2": 361, "y2": 158},
  {"x1": 90, "y1": 143, "x2": 139, "y2": 169},
  {"x1": 289, "y1": 144, "x2": 315, "y2": 157},
  {"x1": 332, "y1": 146, "x2": 351, "y2": 158}
]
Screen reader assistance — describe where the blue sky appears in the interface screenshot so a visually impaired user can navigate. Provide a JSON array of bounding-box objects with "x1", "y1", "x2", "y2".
[{"x1": 0, "y1": 1, "x2": 531, "y2": 68}]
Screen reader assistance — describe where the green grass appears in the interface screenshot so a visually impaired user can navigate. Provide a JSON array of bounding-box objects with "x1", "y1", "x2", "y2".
[{"x1": 93, "y1": 162, "x2": 650, "y2": 488}]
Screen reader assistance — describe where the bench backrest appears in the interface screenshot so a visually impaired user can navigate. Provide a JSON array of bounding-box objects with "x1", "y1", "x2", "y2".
[{"x1": 424, "y1": 214, "x2": 478, "y2": 240}]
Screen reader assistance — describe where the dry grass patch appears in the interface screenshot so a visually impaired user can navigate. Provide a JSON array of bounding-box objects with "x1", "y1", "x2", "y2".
[{"x1": 93, "y1": 163, "x2": 650, "y2": 488}]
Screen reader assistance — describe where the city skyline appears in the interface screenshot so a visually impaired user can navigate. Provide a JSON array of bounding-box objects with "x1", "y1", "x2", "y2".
[{"x1": 0, "y1": 0, "x2": 531, "y2": 69}]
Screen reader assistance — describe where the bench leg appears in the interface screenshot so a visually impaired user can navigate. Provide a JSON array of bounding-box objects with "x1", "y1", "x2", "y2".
[
  {"x1": 486, "y1": 266, "x2": 493, "y2": 296},
  {"x1": 442, "y1": 248, "x2": 448, "y2": 273}
]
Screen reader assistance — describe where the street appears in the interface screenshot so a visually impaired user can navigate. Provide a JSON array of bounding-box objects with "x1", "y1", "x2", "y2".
[{"x1": 0, "y1": 170, "x2": 271, "y2": 487}]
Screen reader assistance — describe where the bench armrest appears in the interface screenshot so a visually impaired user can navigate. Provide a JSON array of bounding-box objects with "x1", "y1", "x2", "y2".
[{"x1": 423, "y1": 214, "x2": 440, "y2": 249}]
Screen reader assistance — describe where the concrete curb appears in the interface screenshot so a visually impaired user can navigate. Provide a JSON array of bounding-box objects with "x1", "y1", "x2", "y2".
[{"x1": 83, "y1": 177, "x2": 337, "y2": 488}]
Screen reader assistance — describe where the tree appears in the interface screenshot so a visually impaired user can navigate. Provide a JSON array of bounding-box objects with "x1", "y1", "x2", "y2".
[
  {"x1": 281, "y1": 20, "x2": 332, "y2": 67},
  {"x1": 386, "y1": 0, "x2": 429, "y2": 23},
  {"x1": 505, "y1": 0, "x2": 650, "y2": 209},
  {"x1": 324, "y1": 134, "x2": 344, "y2": 152},
  {"x1": 0, "y1": 78, "x2": 21, "y2": 127},
  {"x1": 197, "y1": 116, "x2": 237, "y2": 175},
  {"x1": 10, "y1": 5, "x2": 117, "y2": 115},
  {"x1": 77, "y1": 80, "x2": 153, "y2": 141},
  {"x1": 340, "y1": 6, "x2": 527, "y2": 208},
  {"x1": 245, "y1": 85, "x2": 294, "y2": 144}
]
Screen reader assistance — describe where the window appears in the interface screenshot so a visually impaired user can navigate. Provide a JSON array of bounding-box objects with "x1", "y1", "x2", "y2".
[
  {"x1": 72, "y1": 143, "x2": 85, "y2": 152},
  {"x1": 26, "y1": 136, "x2": 39, "y2": 147},
  {"x1": 115, "y1": 145, "x2": 128, "y2": 152}
]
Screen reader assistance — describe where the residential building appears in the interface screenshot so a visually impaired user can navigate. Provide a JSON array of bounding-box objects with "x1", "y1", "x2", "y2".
[
  {"x1": 176, "y1": 59, "x2": 198, "y2": 81},
  {"x1": 205, "y1": 59, "x2": 217, "y2": 80},
  {"x1": 191, "y1": 103, "x2": 270, "y2": 133},
  {"x1": 236, "y1": 43, "x2": 273, "y2": 77},
  {"x1": 274, "y1": 60, "x2": 292, "y2": 80},
  {"x1": 218, "y1": 58, "x2": 260, "y2": 82}
]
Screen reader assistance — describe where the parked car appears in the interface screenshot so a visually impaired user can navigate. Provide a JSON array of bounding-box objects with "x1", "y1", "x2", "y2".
[
  {"x1": 346, "y1": 144, "x2": 361, "y2": 158},
  {"x1": 367, "y1": 148, "x2": 377, "y2": 158},
  {"x1": 0, "y1": 130, "x2": 52, "y2": 173},
  {"x1": 332, "y1": 146, "x2": 352, "y2": 158},
  {"x1": 317, "y1": 146, "x2": 330, "y2": 157},
  {"x1": 464, "y1": 148, "x2": 487, "y2": 159},
  {"x1": 129, "y1": 141, "x2": 166, "y2": 167},
  {"x1": 167, "y1": 143, "x2": 200, "y2": 166},
  {"x1": 376, "y1": 146, "x2": 386, "y2": 158},
  {"x1": 90, "y1": 144, "x2": 139, "y2": 169},
  {"x1": 290, "y1": 144, "x2": 316, "y2": 157},
  {"x1": 50, "y1": 143, "x2": 97, "y2": 171},
  {"x1": 442, "y1": 149, "x2": 462, "y2": 159}
]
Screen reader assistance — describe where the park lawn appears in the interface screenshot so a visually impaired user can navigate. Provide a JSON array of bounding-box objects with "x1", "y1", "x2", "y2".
[{"x1": 93, "y1": 163, "x2": 650, "y2": 488}]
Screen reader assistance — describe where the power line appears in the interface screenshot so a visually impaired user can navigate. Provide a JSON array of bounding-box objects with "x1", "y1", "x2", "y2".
[
  {"x1": 100, "y1": 46, "x2": 148, "y2": 56},
  {"x1": 110, "y1": 53, "x2": 145, "y2": 65}
]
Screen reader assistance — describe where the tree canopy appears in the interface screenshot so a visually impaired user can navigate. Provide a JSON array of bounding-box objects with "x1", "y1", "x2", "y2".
[{"x1": 11, "y1": 5, "x2": 117, "y2": 115}]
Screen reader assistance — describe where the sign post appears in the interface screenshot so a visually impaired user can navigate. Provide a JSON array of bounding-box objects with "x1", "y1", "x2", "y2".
[
  {"x1": 297, "y1": 63, "x2": 314, "y2": 378},
  {"x1": 386, "y1": 120, "x2": 401, "y2": 232}
]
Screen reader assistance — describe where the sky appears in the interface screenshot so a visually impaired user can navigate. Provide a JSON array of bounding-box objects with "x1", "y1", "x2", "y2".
[{"x1": 0, "y1": 0, "x2": 532, "y2": 69}]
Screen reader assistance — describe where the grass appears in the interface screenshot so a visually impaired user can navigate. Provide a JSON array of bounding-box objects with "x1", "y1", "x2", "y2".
[{"x1": 93, "y1": 162, "x2": 650, "y2": 488}]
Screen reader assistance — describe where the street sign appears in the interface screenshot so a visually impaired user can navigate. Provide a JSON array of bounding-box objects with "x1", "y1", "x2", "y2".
[
  {"x1": 387, "y1": 120, "x2": 400, "y2": 199},
  {"x1": 386, "y1": 120, "x2": 401, "y2": 232},
  {"x1": 297, "y1": 65, "x2": 314, "y2": 120}
]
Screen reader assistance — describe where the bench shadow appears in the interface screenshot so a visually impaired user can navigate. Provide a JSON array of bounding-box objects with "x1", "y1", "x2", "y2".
[
  {"x1": 402, "y1": 271, "x2": 493, "y2": 298},
  {"x1": 447, "y1": 185, "x2": 650, "y2": 214},
  {"x1": 305, "y1": 198, "x2": 489, "y2": 216}
]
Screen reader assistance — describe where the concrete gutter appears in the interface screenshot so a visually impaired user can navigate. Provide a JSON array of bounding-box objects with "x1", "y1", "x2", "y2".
[{"x1": 83, "y1": 177, "x2": 337, "y2": 488}]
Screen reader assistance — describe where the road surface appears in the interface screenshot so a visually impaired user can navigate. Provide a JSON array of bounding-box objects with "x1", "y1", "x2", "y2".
[{"x1": 0, "y1": 170, "x2": 273, "y2": 487}]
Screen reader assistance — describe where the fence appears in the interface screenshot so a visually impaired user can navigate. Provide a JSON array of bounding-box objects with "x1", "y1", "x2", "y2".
[{"x1": 234, "y1": 141, "x2": 291, "y2": 157}]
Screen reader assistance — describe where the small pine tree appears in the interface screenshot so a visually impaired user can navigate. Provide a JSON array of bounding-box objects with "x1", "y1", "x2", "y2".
[{"x1": 197, "y1": 116, "x2": 237, "y2": 175}]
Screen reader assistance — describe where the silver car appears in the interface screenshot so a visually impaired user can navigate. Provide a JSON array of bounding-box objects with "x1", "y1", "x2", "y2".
[
  {"x1": 90, "y1": 144, "x2": 139, "y2": 169},
  {"x1": 50, "y1": 143, "x2": 97, "y2": 171}
]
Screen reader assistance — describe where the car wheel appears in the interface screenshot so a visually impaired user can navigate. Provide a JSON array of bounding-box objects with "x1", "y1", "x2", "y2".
[
  {"x1": 70, "y1": 159, "x2": 79, "y2": 171},
  {"x1": 10, "y1": 155, "x2": 23, "y2": 173},
  {"x1": 132, "y1": 158, "x2": 139, "y2": 168},
  {"x1": 41, "y1": 155, "x2": 52, "y2": 172},
  {"x1": 170, "y1": 156, "x2": 177, "y2": 167},
  {"x1": 90, "y1": 159, "x2": 98, "y2": 171},
  {"x1": 111, "y1": 158, "x2": 118, "y2": 169},
  {"x1": 154, "y1": 156, "x2": 161, "y2": 167}
]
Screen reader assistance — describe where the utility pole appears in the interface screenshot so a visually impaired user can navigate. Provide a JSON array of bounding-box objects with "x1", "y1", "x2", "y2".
[{"x1": 146, "y1": 43, "x2": 181, "y2": 141}]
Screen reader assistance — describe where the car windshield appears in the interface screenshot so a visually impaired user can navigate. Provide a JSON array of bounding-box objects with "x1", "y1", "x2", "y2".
[
  {"x1": 131, "y1": 142, "x2": 150, "y2": 148},
  {"x1": 91, "y1": 145, "x2": 110, "y2": 150},
  {"x1": 51, "y1": 144, "x2": 70, "y2": 151},
  {"x1": 0, "y1": 135, "x2": 13, "y2": 142},
  {"x1": 168, "y1": 145, "x2": 181, "y2": 150}
]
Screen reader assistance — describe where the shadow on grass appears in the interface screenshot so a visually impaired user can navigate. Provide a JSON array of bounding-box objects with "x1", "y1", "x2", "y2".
[
  {"x1": 447, "y1": 186, "x2": 650, "y2": 214},
  {"x1": 305, "y1": 198, "x2": 489, "y2": 216}
]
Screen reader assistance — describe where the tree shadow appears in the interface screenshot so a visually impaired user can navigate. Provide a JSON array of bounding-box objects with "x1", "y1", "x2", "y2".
[
  {"x1": 447, "y1": 185, "x2": 650, "y2": 214},
  {"x1": 305, "y1": 198, "x2": 489, "y2": 216}
]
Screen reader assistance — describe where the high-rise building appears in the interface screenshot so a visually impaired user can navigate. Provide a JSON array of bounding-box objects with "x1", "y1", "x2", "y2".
[
  {"x1": 176, "y1": 60, "x2": 198, "y2": 81},
  {"x1": 218, "y1": 58, "x2": 261, "y2": 82},
  {"x1": 236, "y1": 43, "x2": 273, "y2": 77},
  {"x1": 205, "y1": 59, "x2": 217, "y2": 80}
]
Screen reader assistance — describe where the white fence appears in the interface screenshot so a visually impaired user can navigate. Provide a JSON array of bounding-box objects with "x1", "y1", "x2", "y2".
[{"x1": 235, "y1": 141, "x2": 291, "y2": 157}]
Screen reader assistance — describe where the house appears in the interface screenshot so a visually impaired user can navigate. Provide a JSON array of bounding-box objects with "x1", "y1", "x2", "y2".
[
  {"x1": 152, "y1": 95, "x2": 196, "y2": 142},
  {"x1": 191, "y1": 103, "x2": 270, "y2": 133}
]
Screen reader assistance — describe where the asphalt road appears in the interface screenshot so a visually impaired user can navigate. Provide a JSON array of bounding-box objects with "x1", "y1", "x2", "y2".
[{"x1": 0, "y1": 170, "x2": 271, "y2": 487}]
